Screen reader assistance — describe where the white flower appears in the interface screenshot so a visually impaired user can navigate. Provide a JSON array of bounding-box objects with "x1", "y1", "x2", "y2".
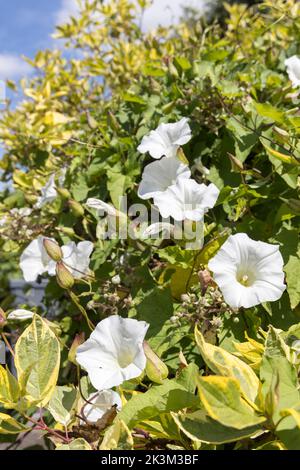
[
  {"x1": 35, "y1": 175, "x2": 58, "y2": 208},
  {"x1": 86, "y1": 198, "x2": 118, "y2": 217},
  {"x1": 53, "y1": 241, "x2": 94, "y2": 279},
  {"x1": 76, "y1": 316, "x2": 149, "y2": 390},
  {"x1": 35, "y1": 170, "x2": 66, "y2": 208},
  {"x1": 154, "y1": 178, "x2": 219, "y2": 221},
  {"x1": 83, "y1": 390, "x2": 122, "y2": 423},
  {"x1": 138, "y1": 118, "x2": 192, "y2": 159},
  {"x1": 208, "y1": 233, "x2": 286, "y2": 309},
  {"x1": 285, "y1": 55, "x2": 300, "y2": 88},
  {"x1": 20, "y1": 236, "x2": 54, "y2": 282},
  {"x1": 138, "y1": 156, "x2": 191, "y2": 200},
  {"x1": 10, "y1": 208, "x2": 32, "y2": 217},
  {"x1": 7, "y1": 309, "x2": 34, "y2": 321}
]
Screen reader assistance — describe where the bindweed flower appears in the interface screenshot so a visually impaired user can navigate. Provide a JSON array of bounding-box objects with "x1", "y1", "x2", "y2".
[
  {"x1": 7, "y1": 309, "x2": 34, "y2": 322},
  {"x1": 76, "y1": 315, "x2": 149, "y2": 390},
  {"x1": 35, "y1": 170, "x2": 66, "y2": 209},
  {"x1": 83, "y1": 390, "x2": 122, "y2": 423},
  {"x1": 35, "y1": 175, "x2": 57, "y2": 208},
  {"x1": 138, "y1": 156, "x2": 191, "y2": 200},
  {"x1": 20, "y1": 236, "x2": 54, "y2": 282},
  {"x1": 208, "y1": 233, "x2": 286, "y2": 309},
  {"x1": 285, "y1": 55, "x2": 300, "y2": 88},
  {"x1": 137, "y1": 118, "x2": 192, "y2": 159},
  {"x1": 154, "y1": 178, "x2": 219, "y2": 221}
]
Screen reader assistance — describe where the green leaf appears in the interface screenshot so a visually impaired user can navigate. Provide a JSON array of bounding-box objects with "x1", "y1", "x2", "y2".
[
  {"x1": 118, "y1": 365, "x2": 199, "y2": 429},
  {"x1": 172, "y1": 410, "x2": 262, "y2": 444},
  {"x1": 197, "y1": 376, "x2": 266, "y2": 430},
  {"x1": 14, "y1": 315, "x2": 61, "y2": 407},
  {"x1": 47, "y1": 385, "x2": 78, "y2": 426},
  {"x1": 195, "y1": 328, "x2": 260, "y2": 403},
  {"x1": 254, "y1": 102, "x2": 285, "y2": 123},
  {"x1": 284, "y1": 255, "x2": 300, "y2": 309},
  {"x1": 260, "y1": 326, "x2": 300, "y2": 449},
  {"x1": 56, "y1": 438, "x2": 92, "y2": 450}
]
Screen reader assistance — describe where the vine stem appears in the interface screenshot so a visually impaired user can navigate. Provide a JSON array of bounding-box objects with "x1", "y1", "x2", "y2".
[
  {"x1": 23, "y1": 414, "x2": 71, "y2": 444},
  {"x1": 1, "y1": 332, "x2": 15, "y2": 358},
  {"x1": 68, "y1": 291, "x2": 95, "y2": 331}
]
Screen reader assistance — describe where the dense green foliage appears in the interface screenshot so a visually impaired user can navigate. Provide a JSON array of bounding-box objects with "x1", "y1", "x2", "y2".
[{"x1": 0, "y1": 0, "x2": 299, "y2": 450}]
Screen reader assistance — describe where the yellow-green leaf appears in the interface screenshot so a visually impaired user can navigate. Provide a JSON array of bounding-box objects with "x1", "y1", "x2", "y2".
[
  {"x1": 197, "y1": 376, "x2": 266, "y2": 430},
  {"x1": 47, "y1": 385, "x2": 78, "y2": 426},
  {"x1": 100, "y1": 418, "x2": 133, "y2": 450},
  {"x1": 56, "y1": 438, "x2": 92, "y2": 450},
  {"x1": 0, "y1": 413, "x2": 27, "y2": 434},
  {"x1": 0, "y1": 366, "x2": 20, "y2": 409},
  {"x1": 195, "y1": 328, "x2": 260, "y2": 403},
  {"x1": 15, "y1": 315, "x2": 60, "y2": 407}
]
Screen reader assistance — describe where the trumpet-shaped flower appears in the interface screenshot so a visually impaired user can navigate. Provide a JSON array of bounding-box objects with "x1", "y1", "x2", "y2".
[
  {"x1": 138, "y1": 156, "x2": 191, "y2": 200},
  {"x1": 138, "y1": 118, "x2": 192, "y2": 159},
  {"x1": 154, "y1": 178, "x2": 219, "y2": 221},
  {"x1": 208, "y1": 233, "x2": 286, "y2": 309},
  {"x1": 285, "y1": 55, "x2": 300, "y2": 88},
  {"x1": 36, "y1": 170, "x2": 66, "y2": 208},
  {"x1": 83, "y1": 390, "x2": 122, "y2": 423},
  {"x1": 76, "y1": 316, "x2": 149, "y2": 391},
  {"x1": 20, "y1": 236, "x2": 54, "y2": 282}
]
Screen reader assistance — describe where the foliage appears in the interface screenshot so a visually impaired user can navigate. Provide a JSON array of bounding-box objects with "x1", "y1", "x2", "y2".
[{"x1": 0, "y1": 0, "x2": 300, "y2": 450}]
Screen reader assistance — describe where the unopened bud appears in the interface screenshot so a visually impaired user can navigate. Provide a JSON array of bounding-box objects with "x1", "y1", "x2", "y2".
[
  {"x1": 144, "y1": 341, "x2": 168, "y2": 384},
  {"x1": 68, "y1": 200, "x2": 85, "y2": 217},
  {"x1": 228, "y1": 153, "x2": 244, "y2": 172},
  {"x1": 0, "y1": 308, "x2": 6, "y2": 327},
  {"x1": 57, "y1": 226, "x2": 75, "y2": 237},
  {"x1": 198, "y1": 269, "x2": 212, "y2": 294},
  {"x1": 107, "y1": 111, "x2": 120, "y2": 132},
  {"x1": 43, "y1": 238, "x2": 63, "y2": 262},
  {"x1": 69, "y1": 332, "x2": 85, "y2": 365},
  {"x1": 56, "y1": 187, "x2": 71, "y2": 200},
  {"x1": 56, "y1": 262, "x2": 74, "y2": 289},
  {"x1": 181, "y1": 294, "x2": 190, "y2": 303}
]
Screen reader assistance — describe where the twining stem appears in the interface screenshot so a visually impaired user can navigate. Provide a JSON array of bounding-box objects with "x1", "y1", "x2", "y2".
[
  {"x1": 1, "y1": 332, "x2": 15, "y2": 358},
  {"x1": 68, "y1": 291, "x2": 95, "y2": 331},
  {"x1": 23, "y1": 414, "x2": 70, "y2": 444}
]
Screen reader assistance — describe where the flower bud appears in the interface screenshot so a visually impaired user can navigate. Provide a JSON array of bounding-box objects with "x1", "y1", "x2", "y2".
[
  {"x1": 68, "y1": 332, "x2": 85, "y2": 365},
  {"x1": 56, "y1": 187, "x2": 71, "y2": 200},
  {"x1": 57, "y1": 226, "x2": 75, "y2": 237},
  {"x1": 56, "y1": 262, "x2": 74, "y2": 289},
  {"x1": 0, "y1": 308, "x2": 6, "y2": 328},
  {"x1": 144, "y1": 341, "x2": 168, "y2": 384},
  {"x1": 43, "y1": 238, "x2": 63, "y2": 262},
  {"x1": 68, "y1": 200, "x2": 85, "y2": 217}
]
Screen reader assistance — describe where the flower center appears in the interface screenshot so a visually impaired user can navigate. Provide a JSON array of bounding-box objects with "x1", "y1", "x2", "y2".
[
  {"x1": 118, "y1": 351, "x2": 134, "y2": 368},
  {"x1": 237, "y1": 270, "x2": 255, "y2": 287}
]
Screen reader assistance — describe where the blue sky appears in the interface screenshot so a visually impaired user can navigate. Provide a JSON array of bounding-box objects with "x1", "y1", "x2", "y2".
[{"x1": 0, "y1": 0, "x2": 206, "y2": 84}]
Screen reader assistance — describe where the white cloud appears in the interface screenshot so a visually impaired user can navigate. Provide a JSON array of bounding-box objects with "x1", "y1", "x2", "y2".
[
  {"x1": 55, "y1": 0, "x2": 80, "y2": 24},
  {"x1": 0, "y1": 54, "x2": 31, "y2": 80},
  {"x1": 142, "y1": 0, "x2": 206, "y2": 31},
  {"x1": 55, "y1": 0, "x2": 206, "y2": 30}
]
